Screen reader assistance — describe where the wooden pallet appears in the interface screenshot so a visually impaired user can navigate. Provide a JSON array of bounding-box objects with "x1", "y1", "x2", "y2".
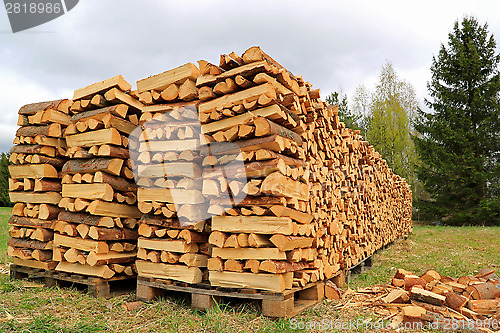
[
  {"x1": 10, "y1": 264, "x2": 49, "y2": 282},
  {"x1": 9, "y1": 264, "x2": 136, "y2": 298},
  {"x1": 136, "y1": 276, "x2": 324, "y2": 318}
]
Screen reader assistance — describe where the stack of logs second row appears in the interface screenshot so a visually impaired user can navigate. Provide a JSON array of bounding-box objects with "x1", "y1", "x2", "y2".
[
  {"x1": 52, "y1": 76, "x2": 145, "y2": 279},
  {"x1": 131, "y1": 46, "x2": 412, "y2": 292}
]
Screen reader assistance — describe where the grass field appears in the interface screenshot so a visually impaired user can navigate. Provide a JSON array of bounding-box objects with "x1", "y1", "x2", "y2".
[{"x1": 0, "y1": 206, "x2": 498, "y2": 332}]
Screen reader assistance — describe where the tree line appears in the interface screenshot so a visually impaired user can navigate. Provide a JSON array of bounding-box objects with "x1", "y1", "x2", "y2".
[{"x1": 330, "y1": 16, "x2": 499, "y2": 225}]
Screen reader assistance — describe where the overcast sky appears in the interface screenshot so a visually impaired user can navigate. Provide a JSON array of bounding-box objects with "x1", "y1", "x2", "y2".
[{"x1": 1, "y1": 0, "x2": 499, "y2": 153}]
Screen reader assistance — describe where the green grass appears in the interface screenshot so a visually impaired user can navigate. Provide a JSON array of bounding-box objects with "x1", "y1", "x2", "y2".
[
  {"x1": 0, "y1": 207, "x2": 11, "y2": 264},
  {"x1": 0, "y1": 218, "x2": 498, "y2": 332}
]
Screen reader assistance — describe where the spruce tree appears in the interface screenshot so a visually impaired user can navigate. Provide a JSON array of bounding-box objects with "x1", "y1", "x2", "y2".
[
  {"x1": 325, "y1": 92, "x2": 361, "y2": 131},
  {"x1": 414, "y1": 16, "x2": 500, "y2": 225},
  {"x1": 0, "y1": 153, "x2": 12, "y2": 207}
]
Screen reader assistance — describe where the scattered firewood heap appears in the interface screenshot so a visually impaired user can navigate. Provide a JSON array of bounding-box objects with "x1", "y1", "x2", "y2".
[{"x1": 325, "y1": 268, "x2": 500, "y2": 332}]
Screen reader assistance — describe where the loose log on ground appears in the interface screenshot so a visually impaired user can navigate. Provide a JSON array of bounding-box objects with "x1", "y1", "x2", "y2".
[
  {"x1": 259, "y1": 260, "x2": 310, "y2": 274},
  {"x1": 56, "y1": 261, "x2": 115, "y2": 279}
]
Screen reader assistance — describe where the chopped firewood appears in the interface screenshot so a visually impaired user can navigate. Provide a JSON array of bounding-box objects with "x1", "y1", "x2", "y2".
[
  {"x1": 382, "y1": 289, "x2": 410, "y2": 304},
  {"x1": 409, "y1": 286, "x2": 446, "y2": 306}
]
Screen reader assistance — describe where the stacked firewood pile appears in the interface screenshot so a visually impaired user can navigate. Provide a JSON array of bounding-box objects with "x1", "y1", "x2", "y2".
[
  {"x1": 8, "y1": 46, "x2": 413, "y2": 291},
  {"x1": 198, "y1": 48, "x2": 412, "y2": 291},
  {"x1": 131, "y1": 64, "x2": 213, "y2": 284},
  {"x1": 7, "y1": 100, "x2": 72, "y2": 270},
  {"x1": 328, "y1": 268, "x2": 500, "y2": 330},
  {"x1": 131, "y1": 46, "x2": 412, "y2": 292},
  {"x1": 52, "y1": 76, "x2": 143, "y2": 279}
]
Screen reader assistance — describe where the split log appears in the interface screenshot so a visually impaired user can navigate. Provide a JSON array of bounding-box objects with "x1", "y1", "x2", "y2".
[
  {"x1": 421, "y1": 270, "x2": 441, "y2": 283},
  {"x1": 138, "y1": 238, "x2": 199, "y2": 253},
  {"x1": 248, "y1": 233, "x2": 273, "y2": 248},
  {"x1": 224, "y1": 259, "x2": 244, "y2": 272},
  {"x1": 97, "y1": 145, "x2": 130, "y2": 159},
  {"x1": 73, "y1": 75, "x2": 132, "y2": 100},
  {"x1": 409, "y1": 286, "x2": 446, "y2": 306},
  {"x1": 9, "y1": 164, "x2": 58, "y2": 179},
  {"x1": 19, "y1": 99, "x2": 71, "y2": 115},
  {"x1": 260, "y1": 172, "x2": 309, "y2": 201},
  {"x1": 270, "y1": 205, "x2": 313, "y2": 224},
  {"x1": 161, "y1": 84, "x2": 179, "y2": 101},
  {"x1": 104, "y1": 87, "x2": 144, "y2": 111},
  {"x1": 9, "y1": 192, "x2": 61, "y2": 205},
  {"x1": 254, "y1": 117, "x2": 303, "y2": 144},
  {"x1": 92, "y1": 171, "x2": 137, "y2": 192},
  {"x1": 37, "y1": 204, "x2": 61, "y2": 220},
  {"x1": 66, "y1": 128, "x2": 122, "y2": 148},
  {"x1": 259, "y1": 260, "x2": 310, "y2": 274},
  {"x1": 179, "y1": 253, "x2": 209, "y2": 267},
  {"x1": 86, "y1": 251, "x2": 137, "y2": 267},
  {"x1": 56, "y1": 261, "x2": 115, "y2": 279},
  {"x1": 31, "y1": 249, "x2": 53, "y2": 262},
  {"x1": 325, "y1": 280, "x2": 342, "y2": 300},
  {"x1": 467, "y1": 299, "x2": 500, "y2": 316},
  {"x1": 10, "y1": 145, "x2": 55, "y2": 157},
  {"x1": 137, "y1": 63, "x2": 200, "y2": 93},
  {"x1": 62, "y1": 183, "x2": 114, "y2": 202},
  {"x1": 34, "y1": 179, "x2": 62, "y2": 192},
  {"x1": 62, "y1": 158, "x2": 123, "y2": 176},
  {"x1": 178, "y1": 80, "x2": 198, "y2": 101},
  {"x1": 54, "y1": 233, "x2": 108, "y2": 253},
  {"x1": 445, "y1": 292, "x2": 468, "y2": 310},
  {"x1": 16, "y1": 124, "x2": 61, "y2": 138},
  {"x1": 88, "y1": 226, "x2": 138, "y2": 241},
  {"x1": 404, "y1": 275, "x2": 427, "y2": 290},
  {"x1": 70, "y1": 104, "x2": 129, "y2": 122},
  {"x1": 138, "y1": 215, "x2": 204, "y2": 232},
  {"x1": 269, "y1": 234, "x2": 313, "y2": 251},
  {"x1": 178, "y1": 229, "x2": 207, "y2": 244},
  {"x1": 209, "y1": 271, "x2": 285, "y2": 293},
  {"x1": 57, "y1": 211, "x2": 114, "y2": 228},
  {"x1": 87, "y1": 200, "x2": 142, "y2": 219},
  {"x1": 212, "y1": 216, "x2": 293, "y2": 235},
  {"x1": 7, "y1": 238, "x2": 52, "y2": 250},
  {"x1": 8, "y1": 215, "x2": 53, "y2": 228},
  {"x1": 135, "y1": 260, "x2": 202, "y2": 284},
  {"x1": 382, "y1": 289, "x2": 410, "y2": 304},
  {"x1": 207, "y1": 257, "x2": 224, "y2": 271},
  {"x1": 211, "y1": 247, "x2": 286, "y2": 260},
  {"x1": 466, "y1": 282, "x2": 500, "y2": 300},
  {"x1": 30, "y1": 155, "x2": 65, "y2": 167}
]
